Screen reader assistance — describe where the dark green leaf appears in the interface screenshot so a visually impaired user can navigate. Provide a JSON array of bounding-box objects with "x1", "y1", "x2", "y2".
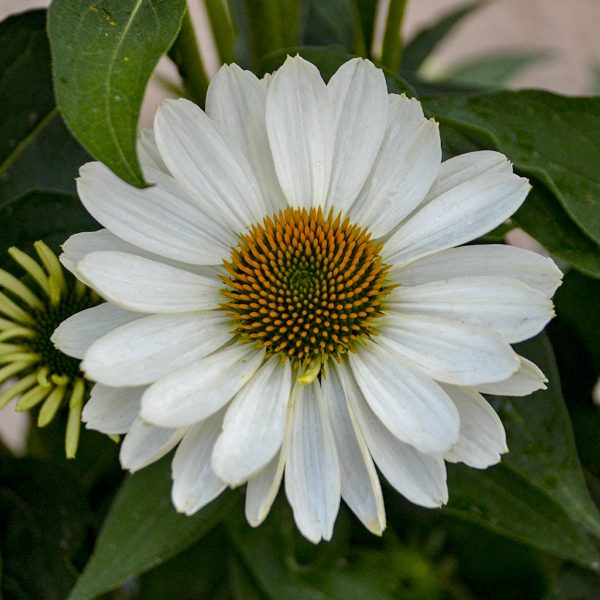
[
  {"x1": 0, "y1": 457, "x2": 89, "y2": 599},
  {"x1": 445, "y1": 50, "x2": 550, "y2": 88},
  {"x1": 302, "y1": 0, "x2": 355, "y2": 53},
  {"x1": 429, "y1": 106, "x2": 600, "y2": 279},
  {"x1": 0, "y1": 489, "x2": 77, "y2": 600},
  {"x1": 67, "y1": 457, "x2": 238, "y2": 600},
  {"x1": 138, "y1": 527, "x2": 231, "y2": 600},
  {"x1": 446, "y1": 465, "x2": 599, "y2": 570},
  {"x1": 227, "y1": 501, "x2": 395, "y2": 600},
  {"x1": 229, "y1": 557, "x2": 265, "y2": 600},
  {"x1": 547, "y1": 563, "x2": 600, "y2": 600},
  {"x1": 260, "y1": 45, "x2": 355, "y2": 80},
  {"x1": 445, "y1": 335, "x2": 600, "y2": 570},
  {"x1": 554, "y1": 270, "x2": 600, "y2": 371},
  {"x1": 513, "y1": 184, "x2": 600, "y2": 279},
  {"x1": 260, "y1": 45, "x2": 414, "y2": 96},
  {"x1": 48, "y1": 0, "x2": 186, "y2": 188},
  {"x1": 424, "y1": 91, "x2": 600, "y2": 246},
  {"x1": 499, "y1": 336, "x2": 600, "y2": 540},
  {"x1": 402, "y1": 1, "x2": 484, "y2": 72},
  {"x1": 227, "y1": 512, "x2": 331, "y2": 600},
  {"x1": 0, "y1": 10, "x2": 89, "y2": 203},
  {"x1": 0, "y1": 192, "x2": 97, "y2": 270},
  {"x1": 0, "y1": 458, "x2": 89, "y2": 559}
]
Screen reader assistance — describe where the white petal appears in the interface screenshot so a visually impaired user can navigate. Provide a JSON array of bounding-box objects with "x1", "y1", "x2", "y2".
[
  {"x1": 424, "y1": 150, "x2": 513, "y2": 204},
  {"x1": 61, "y1": 229, "x2": 221, "y2": 278},
  {"x1": 285, "y1": 382, "x2": 340, "y2": 543},
  {"x1": 141, "y1": 345, "x2": 265, "y2": 427},
  {"x1": 52, "y1": 303, "x2": 141, "y2": 359},
  {"x1": 77, "y1": 251, "x2": 222, "y2": 313},
  {"x1": 266, "y1": 56, "x2": 333, "y2": 208},
  {"x1": 119, "y1": 417, "x2": 184, "y2": 472},
  {"x1": 324, "y1": 365, "x2": 385, "y2": 535},
  {"x1": 212, "y1": 357, "x2": 292, "y2": 486},
  {"x1": 172, "y1": 411, "x2": 226, "y2": 515},
  {"x1": 393, "y1": 244, "x2": 563, "y2": 298},
  {"x1": 383, "y1": 172, "x2": 530, "y2": 267},
  {"x1": 388, "y1": 277, "x2": 554, "y2": 343},
  {"x1": 138, "y1": 128, "x2": 169, "y2": 172},
  {"x1": 348, "y1": 343, "x2": 460, "y2": 454},
  {"x1": 60, "y1": 229, "x2": 138, "y2": 277},
  {"x1": 82, "y1": 312, "x2": 231, "y2": 386},
  {"x1": 478, "y1": 356, "x2": 547, "y2": 396},
  {"x1": 337, "y1": 364, "x2": 448, "y2": 507},
  {"x1": 378, "y1": 314, "x2": 520, "y2": 385},
  {"x1": 206, "y1": 64, "x2": 285, "y2": 214},
  {"x1": 154, "y1": 98, "x2": 265, "y2": 231},
  {"x1": 245, "y1": 449, "x2": 286, "y2": 527},
  {"x1": 324, "y1": 58, "x2": 388, "y2": 213},
  {"x1": 443, "y1": 385, "x2": 507, "y2": 468},
  {"x1": 82, "y1": 383, "x2": 144, "y2": 434},
  {"x1": 77, "y1": 162, "x2": 233, "y2": 265},
  {"x1": 350, "y1": 95, "x2": 441, "y2": 237}
]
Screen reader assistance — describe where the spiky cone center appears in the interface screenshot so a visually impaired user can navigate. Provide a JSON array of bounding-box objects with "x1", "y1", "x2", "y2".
[{"x1": 221, "y1": 207, "x2": 393, "y2": 370}]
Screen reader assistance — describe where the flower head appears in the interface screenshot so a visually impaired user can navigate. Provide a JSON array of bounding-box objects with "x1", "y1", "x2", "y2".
[
  {"x1": 0, "y1": 241, "x2": 98, "y2": 457},
  {"x1": 53, "y1": 57, "x2": 562, "y2": 542}
]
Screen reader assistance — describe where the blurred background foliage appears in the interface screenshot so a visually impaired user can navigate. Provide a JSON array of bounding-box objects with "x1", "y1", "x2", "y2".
[{"x1": 1, "y1": 1, "x2": 600, "y2": 598}]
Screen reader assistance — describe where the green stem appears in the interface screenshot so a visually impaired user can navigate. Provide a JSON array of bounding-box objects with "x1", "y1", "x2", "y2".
[
  {"x1": 243, "y1": 0, "x2": 300, "y2": 71},
  {"x1": 205, "y1": 0, "x2": 236, "y2": 65},
  {"x1": 170, "y1": 5, "x2": 209, "y2": 107},
  {"x1": 380, "y1": 0, "x2": 408, "y2": 72}
]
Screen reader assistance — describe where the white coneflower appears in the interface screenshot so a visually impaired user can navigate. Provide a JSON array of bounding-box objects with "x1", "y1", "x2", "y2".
[
  {"x1": 53, "y1": 56, "x2": 562, "y2": 542},
  {"x1": 0, "y1": 241, "x2": 98, "y2": 457}
]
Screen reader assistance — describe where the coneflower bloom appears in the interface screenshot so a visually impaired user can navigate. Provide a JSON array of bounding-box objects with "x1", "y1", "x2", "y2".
[{"x1": 53, "y1": 57, "x2": 561, "y2": 541}]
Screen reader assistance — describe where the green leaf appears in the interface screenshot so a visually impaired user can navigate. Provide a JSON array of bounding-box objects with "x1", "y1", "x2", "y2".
[
  {"x1": 446, "y1": 466, "x2": 599, "y2": 570},
  {"x1": 445, "y1": 335, "x2": 600, "y2": 570},
  {"x1": 47, "y1": 0, "x2": 186, "y2": 188},
  {"x1": 0, "y1": 191, "x2": 97, "y2": 269},
  {"x1": 138, "y1": 528, "x2": 231, "y2": 600},
  {"x1": 499, "y1": 336, "x2": 600, "y2": 540},
  {"x1": 228, "y1": 501, "x2": 397, "y2": 600},
  {"x1": 0, "y1": 489, "x2": 77, "y2": 599},
  {"x1": 0, "y1": 457, "x2": 89, "y2": 599},
  {"x1": 0, "y1": 10, "x2": 89, "y2": 203},
  {"x1": 554, "y1": 270, "x2": 600, "y2": 371},
  {"x1": 423, "y1": 91, "x2": 600, "y2": 247},
  {"x1": 444, "y1": 50, "x2": 550, "y2": 88},
  {"x1": 302, "y1": 0, "x2": 356, "y2": 53},
  {"x1": 67, "y1": 457, "x2": 238, "y2": 600},
  {"x1": 260, "y1": 45, "x2": 414, "y2": 96},
  {"x1": 227, "y1": 512, "x2": 332, "y2": 600},
  {"x1": 512, "y1": 184, "x2": 600, "y2": 279},
  {"x1": 548, "y1": 563, "x2": 600, "y2": 600},
  {"x1": 260, "y1": 45, "x2": 355, "y2": 80},
  {"x1": 401, "y1": 1, "x2": 484, "y2": 73}
]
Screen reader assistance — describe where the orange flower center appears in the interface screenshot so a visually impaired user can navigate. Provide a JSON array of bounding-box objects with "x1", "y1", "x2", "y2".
[{"x1": 221, "y1": 207, "x2": 392, "y2": 368}]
